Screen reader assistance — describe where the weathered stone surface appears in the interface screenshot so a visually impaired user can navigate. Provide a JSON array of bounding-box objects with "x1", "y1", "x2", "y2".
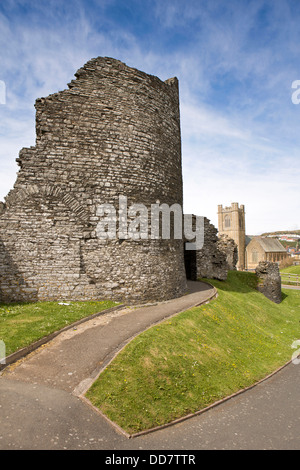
[
  {"x1": 196, "y1": 218, "x2": 228, "y2": 281},
  {"x1": 0, "y1": 57, "x2": 187, "y2": 304},
  {"x1": 255, "y1": 261, "x2": 282, "y2": 304},
  {"x1": 184, "y1": 216, "x2": 228, "y2": 281},
  {"x1": 217, "y1": 233, "x2": 238, "y2": 271}
]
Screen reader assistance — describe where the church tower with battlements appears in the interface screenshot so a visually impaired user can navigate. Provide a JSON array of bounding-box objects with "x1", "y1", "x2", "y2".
[{"x1": 218, "y1": 202, "x2": 246, "y2": 270}]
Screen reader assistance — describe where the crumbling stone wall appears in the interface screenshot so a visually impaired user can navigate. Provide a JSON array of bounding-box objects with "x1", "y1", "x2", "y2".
[
  {"x1": 255, "y1": 261, "x2": 282, "y2": 303},
  {"x1": 184, "y1": 217, "x2": 228, "y2": 281},
  {"x1": 217, "y1": 234, "x2": 238, "y2": 270},
  {"x1": 196, "y1": 218, "x2": 228, "y2": 281},
  {"x1": 0, "y1": 57, "x2": 187, "y2": 304}
]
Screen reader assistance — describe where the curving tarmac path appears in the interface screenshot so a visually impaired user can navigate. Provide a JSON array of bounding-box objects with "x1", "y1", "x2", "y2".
[{"x1": 0, "y1": 281, "x2": 299, "y2": 450}]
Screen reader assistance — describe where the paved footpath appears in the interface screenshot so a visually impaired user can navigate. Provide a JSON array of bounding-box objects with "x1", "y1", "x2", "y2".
[{"x1": 0, "y1": 281, "x2": 299, "y2": 450}]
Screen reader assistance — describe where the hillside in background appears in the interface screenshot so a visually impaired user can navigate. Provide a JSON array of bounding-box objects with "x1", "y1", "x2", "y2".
[
  {"x1": 259, "y1": 230, "x2": 300, "y2": 249},
  {"x1": 261, "y1": 230, "x2": 300, "y2": 236}
]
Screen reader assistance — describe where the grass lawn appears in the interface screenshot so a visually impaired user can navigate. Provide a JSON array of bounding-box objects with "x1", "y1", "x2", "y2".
[
  {"x1": 0, "y1": 300, "x2": 118, "y2": 356},
  {"x1": 280, "y1": 265, "x2": 300, "y2": 286},
  {"x1": 86, "y1": 271, "x2": 300, "y2": 434},
  {"x1": 280, "y1": 265, "x2": 300, "y2": 274}
]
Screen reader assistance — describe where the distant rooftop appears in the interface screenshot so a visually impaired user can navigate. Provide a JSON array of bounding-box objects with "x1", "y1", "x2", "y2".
[{"x1": 256, "y1": 237, "x2": 286, "y2": 253}]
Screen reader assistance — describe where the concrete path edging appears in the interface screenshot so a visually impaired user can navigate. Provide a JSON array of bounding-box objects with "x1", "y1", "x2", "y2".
[
  {"x1": 78, "y1": 282, "x2": 297, "y2": 440},
  {"x1": 128, "y1": 356, "x2": 295, "y2": 439},
  {"x1": 74, "y1": 284, "x2": 218, "y2": 397},
  {"x1": 1, "y1": 281, "x2": 217, "y2": 393},
  {"x1": 1, "y1": 279, "x2": 300, "y2": 450},
  {"x1": 0, "y1": 304, "x2": 125, "y2": 372},
  {"x1": 76, "y1": 284, "x2": 218, "y2": 437}
]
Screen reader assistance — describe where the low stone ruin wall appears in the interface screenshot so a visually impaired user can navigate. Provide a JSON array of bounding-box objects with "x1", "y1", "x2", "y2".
[
  {"x1": 184, "y1": 217, "x2": 230, "y2": 282},
  {"x1": 217, "y1": 233, "x2": 238, "y2": 271},
  {"x1": 255, "y1": 261, "x2": 282, "y2": 303}
]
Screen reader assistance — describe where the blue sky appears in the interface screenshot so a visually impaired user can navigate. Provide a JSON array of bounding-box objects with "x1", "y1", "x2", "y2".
[{"x1": 0, "y1": 0, "x2": 299, "y2": 234}]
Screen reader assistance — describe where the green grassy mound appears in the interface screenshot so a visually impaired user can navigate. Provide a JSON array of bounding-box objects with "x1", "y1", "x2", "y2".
[
  {"x1": 0, "y1": 300, "x2": 118, "y2": 356},
  {"x1": 86, "y1": 271, "x2": 300, "y2": 434}
]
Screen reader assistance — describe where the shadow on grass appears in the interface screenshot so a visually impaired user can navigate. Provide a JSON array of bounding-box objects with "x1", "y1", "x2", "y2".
[
  {"x1": 0, "y1": 301, "x2": 37, "y2": 308},
  {"x1": 199, "y1": 271, "x2": 258, "y2": 294},
  {"x1": 200, "y1": 271, "x2": 295, "y2": 306},
  {"x1": 281, "y1": 291, "x2": 289, "y2": 301}
]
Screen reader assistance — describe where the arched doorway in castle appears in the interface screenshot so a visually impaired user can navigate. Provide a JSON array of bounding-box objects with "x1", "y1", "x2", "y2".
[{"x1": 184, "y1": 243, "x2": 197, "y2": 281}]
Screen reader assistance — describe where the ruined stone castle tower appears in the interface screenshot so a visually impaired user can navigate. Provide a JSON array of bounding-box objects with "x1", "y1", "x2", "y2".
[
  {"x1": 218, "y1": 202, "x2": 246, "y2": 270},
  {"x1": 0, "y1": 57, "x2": 187, "y2": 303}
]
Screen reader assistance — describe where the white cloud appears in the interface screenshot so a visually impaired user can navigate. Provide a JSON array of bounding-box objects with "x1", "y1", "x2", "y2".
[
  {"x1": 180, "y1": 98, "x2": 300, "y2": 234},
  {"x1": 182, "y1": 154, "x2": 300, "y2": 235},
  {"x1": 0, "y1": 0, "x2": 299, "y2": 236},
  {"x1": 181, "y1": 102, "x2": 251, "y2": 142}
]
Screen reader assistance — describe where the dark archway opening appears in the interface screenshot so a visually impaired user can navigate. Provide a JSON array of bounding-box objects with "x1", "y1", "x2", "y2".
[{"x1": 184, "y1": 244, "x2": 197, "y2": 281}]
